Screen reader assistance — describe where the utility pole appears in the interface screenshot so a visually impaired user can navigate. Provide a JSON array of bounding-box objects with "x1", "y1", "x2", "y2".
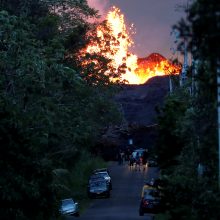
[
  {"x1": 174, "y1": 0, "x2": 191, "y2": 87},
  {"x1": 215, "y1": 5, "x2": 220, "y2": 189},
  {"x1": 179, "y1": 38, "x2": 188, "y2": 87},
  {"x1": 217, "y1": 58, "x2": 220, "y2": 189},
  {"x1": 169, "y1": 28, "x2": 180, "y2": 94}
]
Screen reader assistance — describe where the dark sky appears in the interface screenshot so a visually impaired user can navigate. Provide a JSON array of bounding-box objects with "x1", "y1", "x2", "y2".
[{"x1": 88, "y1": 0, "x2": 189, "y2": 59}]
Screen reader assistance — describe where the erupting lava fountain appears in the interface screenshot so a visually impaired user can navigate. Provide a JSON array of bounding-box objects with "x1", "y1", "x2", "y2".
[{"x1": 84, "y1": 7, "x2": 181, "y2": 85}]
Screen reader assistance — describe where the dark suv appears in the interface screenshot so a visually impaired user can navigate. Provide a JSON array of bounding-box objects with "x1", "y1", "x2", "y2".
[
  {"x1": 92, "y1": 168, "x2": 112, "y2": 190},
  {"x1": 87, "y1": 179, "x2": 110, "y2": 198}
]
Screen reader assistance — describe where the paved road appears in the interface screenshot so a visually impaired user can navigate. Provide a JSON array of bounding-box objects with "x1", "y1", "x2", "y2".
[{"x1": 67, "y1": 162, "x2": 159, "y2": 220}]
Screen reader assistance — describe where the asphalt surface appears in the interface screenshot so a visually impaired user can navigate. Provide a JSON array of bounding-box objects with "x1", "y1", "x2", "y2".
[{"x1": 67, "y1": 162, "x2": 159, "y2": 220}]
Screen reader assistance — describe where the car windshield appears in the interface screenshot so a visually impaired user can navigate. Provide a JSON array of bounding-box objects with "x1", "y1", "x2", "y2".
[
  {"x1": 143, "y1": 189, "x2": 160, "y2": 198},
  {"x1": 90, "y1": 174, "x2": 104, "y2": 180},
  {"x1": 62, "y1": 199, "x2": 74, "y2": 207}
]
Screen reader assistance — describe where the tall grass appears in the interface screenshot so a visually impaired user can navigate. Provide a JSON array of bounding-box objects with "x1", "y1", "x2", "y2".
[{"x1": 53, "y1": 151, "x2": 106, "y2": 213}]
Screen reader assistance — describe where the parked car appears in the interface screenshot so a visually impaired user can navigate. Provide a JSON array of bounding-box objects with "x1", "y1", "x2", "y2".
[
  {"x1": 87, "y1": 179, "x2": 110, "y2": 198},
  {"x1": 59, "y1": 198, "x2": 79, "y2": 217},
  {"x1": 92, "y1": 168, "x2": 112, "y2": 190},
  {"x1": 139, "y1": 188, "x2": 162, "y2": 216}
]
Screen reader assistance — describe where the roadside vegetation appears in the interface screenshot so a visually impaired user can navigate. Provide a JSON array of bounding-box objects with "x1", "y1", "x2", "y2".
[
  {"x1": 155, "y1": 0, "x2": 220, "y2": 219},
  {"x1": 53, "y1": 151, "x2": 107, "y2": 214},
  {"x1": 0, "y1": 1, "x2": 122, "y2": 219}
]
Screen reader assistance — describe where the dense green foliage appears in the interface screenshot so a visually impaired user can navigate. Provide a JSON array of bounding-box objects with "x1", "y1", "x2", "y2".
[
  {"x1": 155, "y1": 0, "x2": 220, "y2": 219},
  {"x1": 0, "y1": 1, "x2": 122, "y2": 219}
]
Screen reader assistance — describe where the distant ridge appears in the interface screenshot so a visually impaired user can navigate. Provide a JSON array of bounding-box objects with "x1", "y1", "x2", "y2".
[{"x1": 138, "y1": 53, "x2": 167, "y2": 65}]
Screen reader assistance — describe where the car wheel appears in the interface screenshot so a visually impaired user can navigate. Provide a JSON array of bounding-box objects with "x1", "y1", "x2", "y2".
[{"x1": 74, "y1": 212, "x2": 80, "y2": 217}]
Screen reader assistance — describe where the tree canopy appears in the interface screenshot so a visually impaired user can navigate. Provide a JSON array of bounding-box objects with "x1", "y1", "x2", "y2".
[
  {"x1": 0, "y1": 1, "x2": 123, "y2": 219},
  {"x1": 155, "y1": 0, "x2": 220, "y2": 219}
]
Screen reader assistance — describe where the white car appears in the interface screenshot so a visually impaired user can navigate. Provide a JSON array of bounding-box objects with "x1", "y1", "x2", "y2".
[{"x1": 59, "y1": 198, "x2": 79, "y2": 217}]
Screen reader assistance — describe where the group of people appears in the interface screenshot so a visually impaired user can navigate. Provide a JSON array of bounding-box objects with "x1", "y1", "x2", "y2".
[
  {"x1": 117, "y1": 148, "x2": 149, "y2": 171},
  {"x1": 129, "y1": 150, "x2": 148, "y2": 171}
]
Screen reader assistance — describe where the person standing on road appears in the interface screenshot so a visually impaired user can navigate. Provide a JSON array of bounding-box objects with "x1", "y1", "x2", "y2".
[
  {"x1": 121, "y1": 150, "x2": 125, "y2": 164},
  {"x1": 135, "y1": 152, "x2": 141, "y2": 171},
  {"x1": 117, "y1": 150, "x2": 122, "y2": 165},
  {"x1": 129, "y1": 153, "x2": 135, "y2": 169},
  {"x1": 142, "y1": 149, "x2": 148, "y2": 171}
]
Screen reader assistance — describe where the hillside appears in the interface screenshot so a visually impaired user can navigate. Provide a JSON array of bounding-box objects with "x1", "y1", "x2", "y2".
[
  {"x1": 97, "y1": 76, "x2": 170, "y2": 159},
  {"x1": 115, "y1": 75, "x2": 170, "y2": 126}
]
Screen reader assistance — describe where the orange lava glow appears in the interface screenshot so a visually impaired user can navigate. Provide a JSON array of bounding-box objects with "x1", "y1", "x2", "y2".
[
  {"x1": 136, "y1": 53, "x2": 181, "y2": 84},
  {"x1": 83, "y1": 7, "x2": 181, "y2": 84}
]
